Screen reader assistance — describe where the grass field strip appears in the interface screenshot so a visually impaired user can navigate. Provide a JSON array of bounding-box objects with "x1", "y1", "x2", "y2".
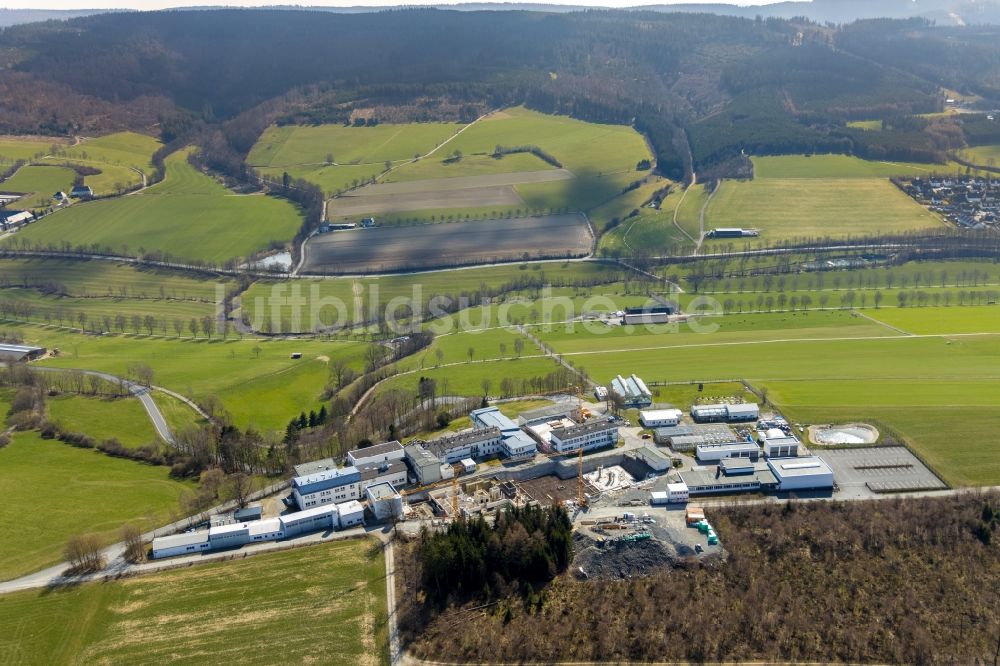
[{"x1": 855, "y1": 310, "x2": 914, "y2": 335}]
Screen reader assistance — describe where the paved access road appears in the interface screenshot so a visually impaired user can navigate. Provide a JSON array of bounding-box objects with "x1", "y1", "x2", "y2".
[{"x1": 28, "y1": 366, "x2": 177, "y2": 444}]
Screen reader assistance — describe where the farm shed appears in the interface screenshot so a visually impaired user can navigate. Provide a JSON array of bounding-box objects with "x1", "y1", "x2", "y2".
[{"x1": 0, "y1": 344, "x2": 45, "y2": 362}]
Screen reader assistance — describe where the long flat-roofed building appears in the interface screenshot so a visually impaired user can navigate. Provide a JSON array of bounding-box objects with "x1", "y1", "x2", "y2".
[
  {"x1": 549, "y1": 416, "x2": 619, "y2": 454},
  {"x1": 347, "y1": 440, "x2": 405, "y2": 467},
  {"x1": 681, "y1": 462, "x2": 778, "y2": 495},
  {"x1": 768, "y1": 456, "x2": 834, "y2": 491},
  {"x1": 639, "y1": 408, "x2": 683, "y2": 428},
  {"x1": 425, "y1": 427, "x2": 503, "y2": 463},
  {"x1": 696, "y1": 441, "x2": 762, "y2": 463},
  {"x1": 151, "y1": 531, "x2": 211, "y2": 559}
]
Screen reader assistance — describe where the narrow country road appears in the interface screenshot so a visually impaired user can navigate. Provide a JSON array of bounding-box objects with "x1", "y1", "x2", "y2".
[{"x1": 26, "y1": 365, "x2": 177, "y2": 444}]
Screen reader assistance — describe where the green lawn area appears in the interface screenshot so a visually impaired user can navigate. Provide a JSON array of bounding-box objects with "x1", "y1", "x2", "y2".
[
  {"x1": 46, "y1": 394, "x2": 160, "y2": 447},
  {"x1": 239, "y1": 260, "x2": 632, "y2": 333},
  {"x1": 704, "y1": 177, "x2": 944, "y2": 244},
  {"x1": 1, "y1": 165, "x2": 76, "y2": 211},
  {"x1": 0, "y1": 538, "x2": 388, "y2": 665},
  {"x1": 958, "y1": 144, "x2": 1000, "y2": 168},
  {"x1": 0, "y1": 288, "x2": 217, "y2": 328},
  {"x1": 60, "y1": 132, "x2": 160, "y2": 174},
  {"x1": 250, "y1": 121, "x2": 461, "y2": 195},
  {"x1": 751, "y1": 154, "x2": 963, "y2": 179},
  {"x1": 0, "y1": 138, "x2": 64, "y2": 165},
  {"x1": 0, "y1": 258, "x2": 230, "y2": 300},
  {"x1": 385, "y1": 151, "x2": 554, "y2": 182},
  {"x1": 846, "y1": 120, "x2": 883, "y2": 131},
  {"x1": 864, "y1": 304, "x2": 1000, "y2": 335},
  {"x1": 258, "y1": 107, "x2": 652, "y2": 218},
  {"x1": 379, "y1": 354, "x2": 566, "y2": 399},
  {"x1": 598, "y1": 185, "x2": 693, "y2": 255},
  {"x1": 537, "y1": 309, "x2": 893, "y2": 355},
  {"x1": 0, "y1": 431, "x2": 190, "y2": 581},
  {"x1": 151, "y1": 391, "x2": 206, "y2": 434},
  {"x1": 10, "y1": 149, "x2": 303, "y2": 264}
]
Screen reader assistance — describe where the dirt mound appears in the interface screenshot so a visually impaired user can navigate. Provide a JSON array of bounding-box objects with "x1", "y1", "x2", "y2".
[
  {"x1": 810, "y1": 423, "x2": 879, "y2": 445},
  {"x1": 573, "y1": 532, "x2": 679, "y2": 581}
]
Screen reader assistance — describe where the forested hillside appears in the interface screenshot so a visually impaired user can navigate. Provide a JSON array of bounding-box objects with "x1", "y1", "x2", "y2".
[{"x1": 0, "y1": 9, "x2": 998, "y2": 179}]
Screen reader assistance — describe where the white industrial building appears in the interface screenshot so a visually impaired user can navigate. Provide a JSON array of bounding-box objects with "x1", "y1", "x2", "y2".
[
  {"x1": 151, "y1": 500, "x2": 361, "y2": 560},
  {"x1": 347, "y1": 440, "x2": 404, "y2": 467},
  {"x1": 651, "y1": 482, "x2": 690, "y2": 504},
  {"x1": 425, "y1": 427, "x2": 503, "y2": 464},
  {"x1": 767, "y1": 457, "x2": 834, "y2": 491},
  {"x1": 695, "y1": 441, "x2": 762, "y2": 463},
  {"x1": 470, "y1": 407, "x2": 537, "y2": 459},
  {"x1": 639, "y1": 408, "x2": 683, "y2": 428},
  {"x1": 726, "y1": 403, "x2": 760, "y2": 422},
  {"x1": 150, "y1": 531, "x2": 211, "y2": 559},
  {"x1": 691, "y1": 403, "x2": 759, "y2": 424},
  {"x1": 759, "y1": 428, "x2": 801, "y2": 458},
  {"x1": 635, "y1": 445, "x2": 673, "y2": 471},
  {"x1": 338, "y1": 500, "x2": 365, "y2": 527},
  {"x1": 404, "y1": 443, "x2": 445, "y2": 484},
  {"x1": 548, "y1": 416, "x2": 618, "y2": 454},
  {"x1": 366, "y1": 482, "x2": 404, "y2": 521},
  {"x1": 292, "y1": 466, "x2": 361, "y2": 510}
]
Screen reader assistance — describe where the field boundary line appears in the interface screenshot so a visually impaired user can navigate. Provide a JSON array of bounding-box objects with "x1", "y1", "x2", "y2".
[{"x1": 855, "y1": 310, "x2": 914, "y2": 336}]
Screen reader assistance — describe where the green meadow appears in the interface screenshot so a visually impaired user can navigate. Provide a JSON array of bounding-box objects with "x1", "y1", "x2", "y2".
[
  {"x1": 239, "y1": 260, "x2": 632, "y2": 333},
  {"x1": 0, "y1": 137, "x2": 63, "y2": 164},
  {"x1": 15, "y1": 324, "x2": 366, "y2": 432},
  {"x1": 704, "y1": 177, "x2": 944, "y2": 244},
  {"x1": 249, "y1": 120, "x2": 460, "y2": 195},
  {"x1": 751, "y1": 154, "x2": 964, "y2": 179},
  {"x1": 0, "y1": 539, "x2": 388, "y2": 665},
  {"x1": 11, "y1": 149, "x2": 302, "y2": 263},
  {"x1": 46, "y1": 394, "x2": 160, "y2": 447},
  {"x1": 0, "y1": 431, "x2": 190, "y2": 581},
  {"x1": 0, "y1": 258, "x2": 230, "y2": 300},
  {"x1": 958, "y1": 144, "x2": 1000, "y2": 168},
  {"x1": 0, "y1": 132, "x2": 161, "y2": 197},
  {"x1": 1, "y1": 165, "x2": 76, "y2": 211}
]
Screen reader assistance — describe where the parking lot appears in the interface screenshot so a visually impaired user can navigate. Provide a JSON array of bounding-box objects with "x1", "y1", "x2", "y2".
[{"x1": 820, "y1": 446, "x2": 947, "y2": 498}]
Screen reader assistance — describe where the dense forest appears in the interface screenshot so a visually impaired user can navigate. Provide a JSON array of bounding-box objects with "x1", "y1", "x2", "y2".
[
  {"x1": 0, "y1": 9, "x2": 999, "y2": 180},
  {"x1": 398, "y1": 493, "x2": 1000, "y2": 664},
  {"x1": 418, "y1": 504, "x2": 574, "y2": 603}
]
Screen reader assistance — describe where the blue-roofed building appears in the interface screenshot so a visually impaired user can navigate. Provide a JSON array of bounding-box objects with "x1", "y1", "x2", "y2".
[
  {"x1": 470, "y1": 406, "x2": 537, "y2": 460},
  {"x1": 292, "y1": 465, "x2": 361, "y2": 510}
]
